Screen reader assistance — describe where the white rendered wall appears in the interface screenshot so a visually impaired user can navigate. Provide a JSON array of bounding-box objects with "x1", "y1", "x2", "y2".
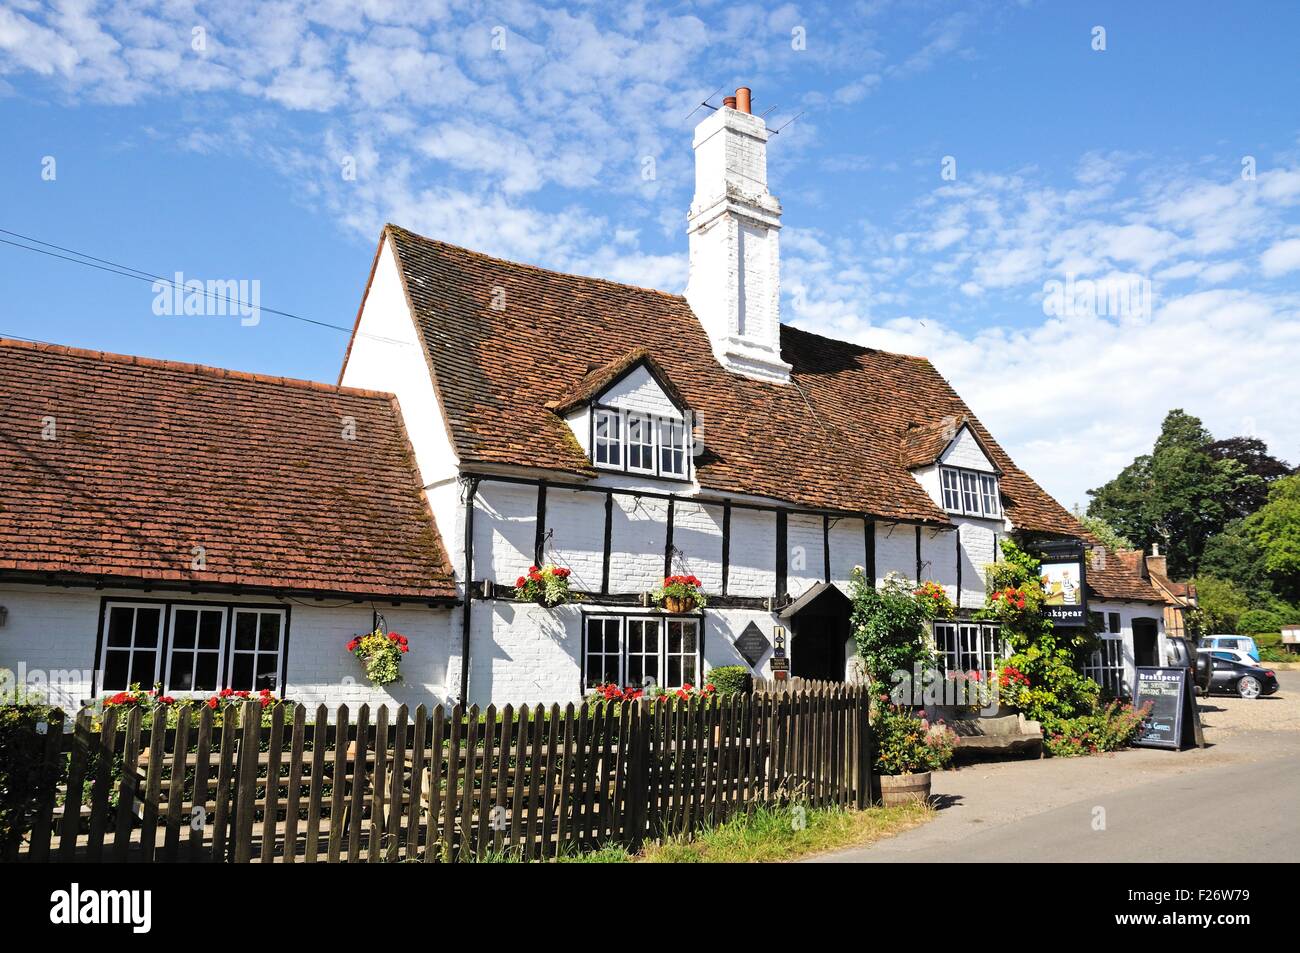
[
  {"x1": 940, "y1": 428, "x2": 996, "y2": 472},
  {"x1": 0, "y1": 583, "x2": 455, "y2": 715}
]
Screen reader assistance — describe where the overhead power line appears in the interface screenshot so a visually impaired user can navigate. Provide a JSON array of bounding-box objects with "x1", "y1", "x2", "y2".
[{"x1": 0, "y1": 227, "x2": 410, "y2": 347}]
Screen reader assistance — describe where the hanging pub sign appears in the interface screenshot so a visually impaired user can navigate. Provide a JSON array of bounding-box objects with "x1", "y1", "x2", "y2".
[{"x1": 1037, "y1": 540, "x2": 1087, "y2": 627}]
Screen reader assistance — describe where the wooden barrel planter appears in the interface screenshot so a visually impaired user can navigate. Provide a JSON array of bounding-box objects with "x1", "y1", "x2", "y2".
[{"x1": 877, "y1": 771, "x2": 931, "y2": 806}]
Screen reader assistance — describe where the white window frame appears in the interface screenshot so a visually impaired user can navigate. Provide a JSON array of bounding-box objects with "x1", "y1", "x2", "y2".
[
  {"x1": 625, "y1": 617, "x2": 662, "y2": 688},
  {"x1": 979, "y1": 473, "x2": 999, "y2": 516},
  {"x1": 933, "y1": 622, "x2": 1003, "y2": 676},
  {"x1": 589, "y1": 404, "x2": 691, "y2": 481},
  {"x1": 584, "y1": 615, "x2": 623, "y2": 690},
  {"x1": 940, "y1": 468, "x2": 962, "y2": 511},
  {"x1": 658, "y1": 417, "x2": 688, "y2": 478},
  {"x1": 229, "y1": 607, "x2": 287, "y2": 692},
  {"x1": 939, "y1": 466, "x2": 1000, "y2": 519},
  {"x1": 664, "y1": 618, "x2": 701, "y2": 689},
  {"x1": 593, "y1": 407, "x2": 622, "y2": 469},
  {"x1": 165, "y1": 605, "x2": 228, "y2": 694},
  {"x1": 1085, "y1": 637, "x2": 1126, "y2": 697},
  {"x1": 582, "y1": 615, "x2": 702, "y2": 691},
  {"x1": 625, "y1": 411, "x2": 656, "y2": 475},
  {"x1": 99, "y1": 602, "x2": 166, "y2": 693}
]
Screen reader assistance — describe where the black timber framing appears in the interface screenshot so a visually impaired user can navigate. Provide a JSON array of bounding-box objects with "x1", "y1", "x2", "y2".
[
  {"x1": 775, "y1": 510, "x2": 788, "y2": 601},
  {"x1": 721, "y1": 501, "x2": 731, "y2": 597},
  {"x1": 823, "y1": 515, "x2": 832, "y2": 583},
  {"x1": 601, "y1": 491, "x2": 614, "y2": 595},
  {"x1": 459, "y1": 476, "x2": 480, "y2": 704},
  {"x1": 955, "y1": 525, "x2": 963, "y2": 601},
  {"x1": 915, "y1": 525, "x2": 923, "y2": 582},
  {"x1": 865, "y1": 520, "x2": 876, "y2": 584},
  {"x1": 534, "y1": 481, "x2": 548, "y2": 567},
  {"x1": 664, "y1": 496, "x2": 675, "y2": 578},
  {"x1": 467, "y1": 472, "x2": 946, "y2": 606}
]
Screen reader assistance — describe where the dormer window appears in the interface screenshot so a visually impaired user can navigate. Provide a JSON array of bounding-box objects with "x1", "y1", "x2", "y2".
[
  {"x1": 553, "y1": 350, "x2": 694, "y2": 482},
  {"x1": 590, "y1": 405, "x2": 692, "y2": 481},
  {"x1": 594, "y1": 408, "x2": 621, "y2": 467},
  {"x1": 627, "y1": 412, "x2": 655, "y2": 473},
  {"x1": 940, "y1": 465, "x2": 1000, "y2": 518},
  {"x1": 659, "y1": 418, "x2": 688, "y2": 478}
]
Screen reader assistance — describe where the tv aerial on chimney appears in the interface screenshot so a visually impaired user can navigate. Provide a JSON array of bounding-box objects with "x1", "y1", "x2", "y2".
[{"x1": 685, "y1": 85, "x2": 803, "y2": 137}]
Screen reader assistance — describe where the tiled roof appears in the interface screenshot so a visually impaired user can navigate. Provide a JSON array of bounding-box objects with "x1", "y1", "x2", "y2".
[
  {"x1": 0, "y1": 338, "x2": 457, "y2": 601},
  {"x1": 1087, "y1": 552, "x2": 1165, "y2": 603},
  {"x1": 378, "y1": 224, "x2": 1162, "y2": 603},
  {"x1": 545, "y1": 348, "x2": 687, "y2": 415},
  {"x1": 898, "y1": 415, "x2": 1003, "y2": 473}
]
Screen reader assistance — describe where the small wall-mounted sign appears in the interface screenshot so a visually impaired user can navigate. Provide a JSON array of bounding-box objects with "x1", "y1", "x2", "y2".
[
  {"x1": 769, "y1": 656, "x2": 790, "y2": 674},
  {"x1": 734, "y1": 622, "x2": 771, "y2": 668}
]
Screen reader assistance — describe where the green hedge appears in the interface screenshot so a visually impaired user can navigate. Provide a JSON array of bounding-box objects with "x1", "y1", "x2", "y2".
[{"x1": 705, "y1": 666, "x2": 751, "y2": 695}]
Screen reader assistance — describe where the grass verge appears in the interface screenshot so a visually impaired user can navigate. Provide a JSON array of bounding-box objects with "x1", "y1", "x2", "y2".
[{"x1": 546, "y1": 801, "x2": 932, "y2": 863}]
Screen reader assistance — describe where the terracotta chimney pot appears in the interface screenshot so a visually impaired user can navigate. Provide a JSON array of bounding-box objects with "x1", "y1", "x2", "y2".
[{"x1": 735, "y1": 87, "x2": 751, "y2": 113}]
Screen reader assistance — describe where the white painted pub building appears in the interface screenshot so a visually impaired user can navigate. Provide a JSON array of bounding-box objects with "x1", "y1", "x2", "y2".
[{"x1": 0, "y1": 89, "x2": 1169, "y2": 713}]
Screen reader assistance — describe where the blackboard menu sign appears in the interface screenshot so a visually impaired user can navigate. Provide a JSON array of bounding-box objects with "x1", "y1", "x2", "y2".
[{"x1": 1133, "y1": 667, "x2": 1187, "y2": 749}]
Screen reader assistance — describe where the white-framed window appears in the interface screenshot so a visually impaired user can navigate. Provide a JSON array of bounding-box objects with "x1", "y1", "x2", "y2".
[
  {"x1": 99, "y1": 602, "x2": 165, "y2": 692},
  {"x1": 589, "y1": 405, "x2": 690, "y2": 480},
  {"x1": 626, "y1": 412, "x2": 655, "y2": 473},
  {"x1": 230, "y1": 608, "x2": 287, "y2": 692},
  {"x1": 659, "y1": 418, "x2": 688, "y2": 478},
  {"x1": 665, "y1": 619, "x2": 700, "y2": 689},
  {"x1": 626, "y1": 617, "x2": 661, "y2": 687},
  {"x1": 166, "y1": 606, "x2": 227, "y2": 693},
  {"x1": 584, "y1": 616, "x2": 623, "y2": 688},
  {"x1": 960, "y1": 471, "x2": 980, "y2": 514},
  {"x1": 1085, "y1": 637, "x2": 1126, "y2": 697},
  {"x1": 979, "y1": 474, "x2": 999, "y2": 516},
  {"x1": 582, "y1": 615, "x2": 702, "y2": 691},
  {"x1": 941, "y1": 468, "x2": 962, "y2": 511},
  {"x1": 939, "y1": 466, "x2": 1000, "y2": 518},
  {"x1": 933, "y1": 622, "x2": 1002, "y2": 676},
  {"x1": 593, "y1": 408, "x2": 622, "y2": 468}
]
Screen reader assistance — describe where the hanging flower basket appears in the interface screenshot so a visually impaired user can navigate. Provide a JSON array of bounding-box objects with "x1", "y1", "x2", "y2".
[
  {"x1": 654, "y1": 575, "x2": 707, "y2": 612},
  {"x1": 347, "y1": 629, "x2": 408, "y2": 686},
  {"x1": 514, "y1": 564, "x2": 573, "y2": 607}
]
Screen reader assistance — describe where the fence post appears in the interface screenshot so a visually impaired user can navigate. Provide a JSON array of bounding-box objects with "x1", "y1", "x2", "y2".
[
  {"x1": 233, "y1": 700, "x2": 261, "y2": 862},
  {"x1": 25, "y1": 707, "x2": 67, "y2": 862}
]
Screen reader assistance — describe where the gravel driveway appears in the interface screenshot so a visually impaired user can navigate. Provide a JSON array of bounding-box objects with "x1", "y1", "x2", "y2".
[{"x1": 1197, "y1": 669, "x2": 1300, "y2": 736}]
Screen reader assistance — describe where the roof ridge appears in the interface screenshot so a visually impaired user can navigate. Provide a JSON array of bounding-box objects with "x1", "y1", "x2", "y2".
[
  {"x1": 0, "y1": 336, "x2": 398, "y2": 401},
  {"x1": 779, "y1": 322, "x2": 937, "y2": 363},
  {"x1": 384, "y1": 223, "x2": 690, "y2": 302}
]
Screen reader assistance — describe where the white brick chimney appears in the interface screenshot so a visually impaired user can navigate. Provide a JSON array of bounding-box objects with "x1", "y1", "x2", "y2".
[{"x1": 685, "y1": 87, "x2": 792, "y2": 384}]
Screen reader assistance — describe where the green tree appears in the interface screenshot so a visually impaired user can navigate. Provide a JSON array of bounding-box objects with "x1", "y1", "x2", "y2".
[
  {"x1": 1244, "y1": 473, "x2": 1300, "y2": 600},
  {"x1": 1191, "y1": 576, "x2": 1251, "y2": 634},
  {"x1": 1087, "y1": 410, "x2": 1263, "y2": 577},
  {"x1": 1070, "y1": 505, "x2": 1132, "y2": 551},
  {"x1": 1199, "y1": 521, "x2": 1272, "y2": 597},
  {"x1": 1206, "y1": 437, "x2": 1294, "y2": 516}
]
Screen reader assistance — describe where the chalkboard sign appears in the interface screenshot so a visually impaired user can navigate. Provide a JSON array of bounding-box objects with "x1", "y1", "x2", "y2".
[{"x1": 1133, "y1": 667, "x2": 1187, "y2": 749}]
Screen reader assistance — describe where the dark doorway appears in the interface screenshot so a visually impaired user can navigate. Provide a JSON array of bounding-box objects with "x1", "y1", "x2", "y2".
[
  {"x1": 1133, "y1": 618, "x2": 1160, "y2": 667},
  {"x1": 782, "y1": 582, "x2": 853, "y2": 682}
]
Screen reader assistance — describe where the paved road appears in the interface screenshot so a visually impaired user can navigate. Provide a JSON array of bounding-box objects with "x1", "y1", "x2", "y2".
[{"x1": 813, "y1": 671, "x2": 1300, "y2": 863}]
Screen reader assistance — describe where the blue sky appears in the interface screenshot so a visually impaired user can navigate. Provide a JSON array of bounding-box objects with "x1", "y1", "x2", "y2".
[{"x1": 2, "y1": 0, "x2": 1298, "y2": 508}]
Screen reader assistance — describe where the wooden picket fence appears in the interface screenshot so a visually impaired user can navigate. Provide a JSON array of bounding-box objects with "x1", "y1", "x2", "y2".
[{"x1": 8, "y1": 684, "x2": 872, "y2": 863}]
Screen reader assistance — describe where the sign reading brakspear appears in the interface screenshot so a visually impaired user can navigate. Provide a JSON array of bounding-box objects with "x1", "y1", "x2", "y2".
[{"x1": 1038, "y1": 540, "x2": 1087, "y2": 627}]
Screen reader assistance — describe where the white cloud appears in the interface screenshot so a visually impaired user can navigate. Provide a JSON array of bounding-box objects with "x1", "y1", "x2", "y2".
[{"x1": 1260, "y1": 238, "x2": 1300, "y2": 277}]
